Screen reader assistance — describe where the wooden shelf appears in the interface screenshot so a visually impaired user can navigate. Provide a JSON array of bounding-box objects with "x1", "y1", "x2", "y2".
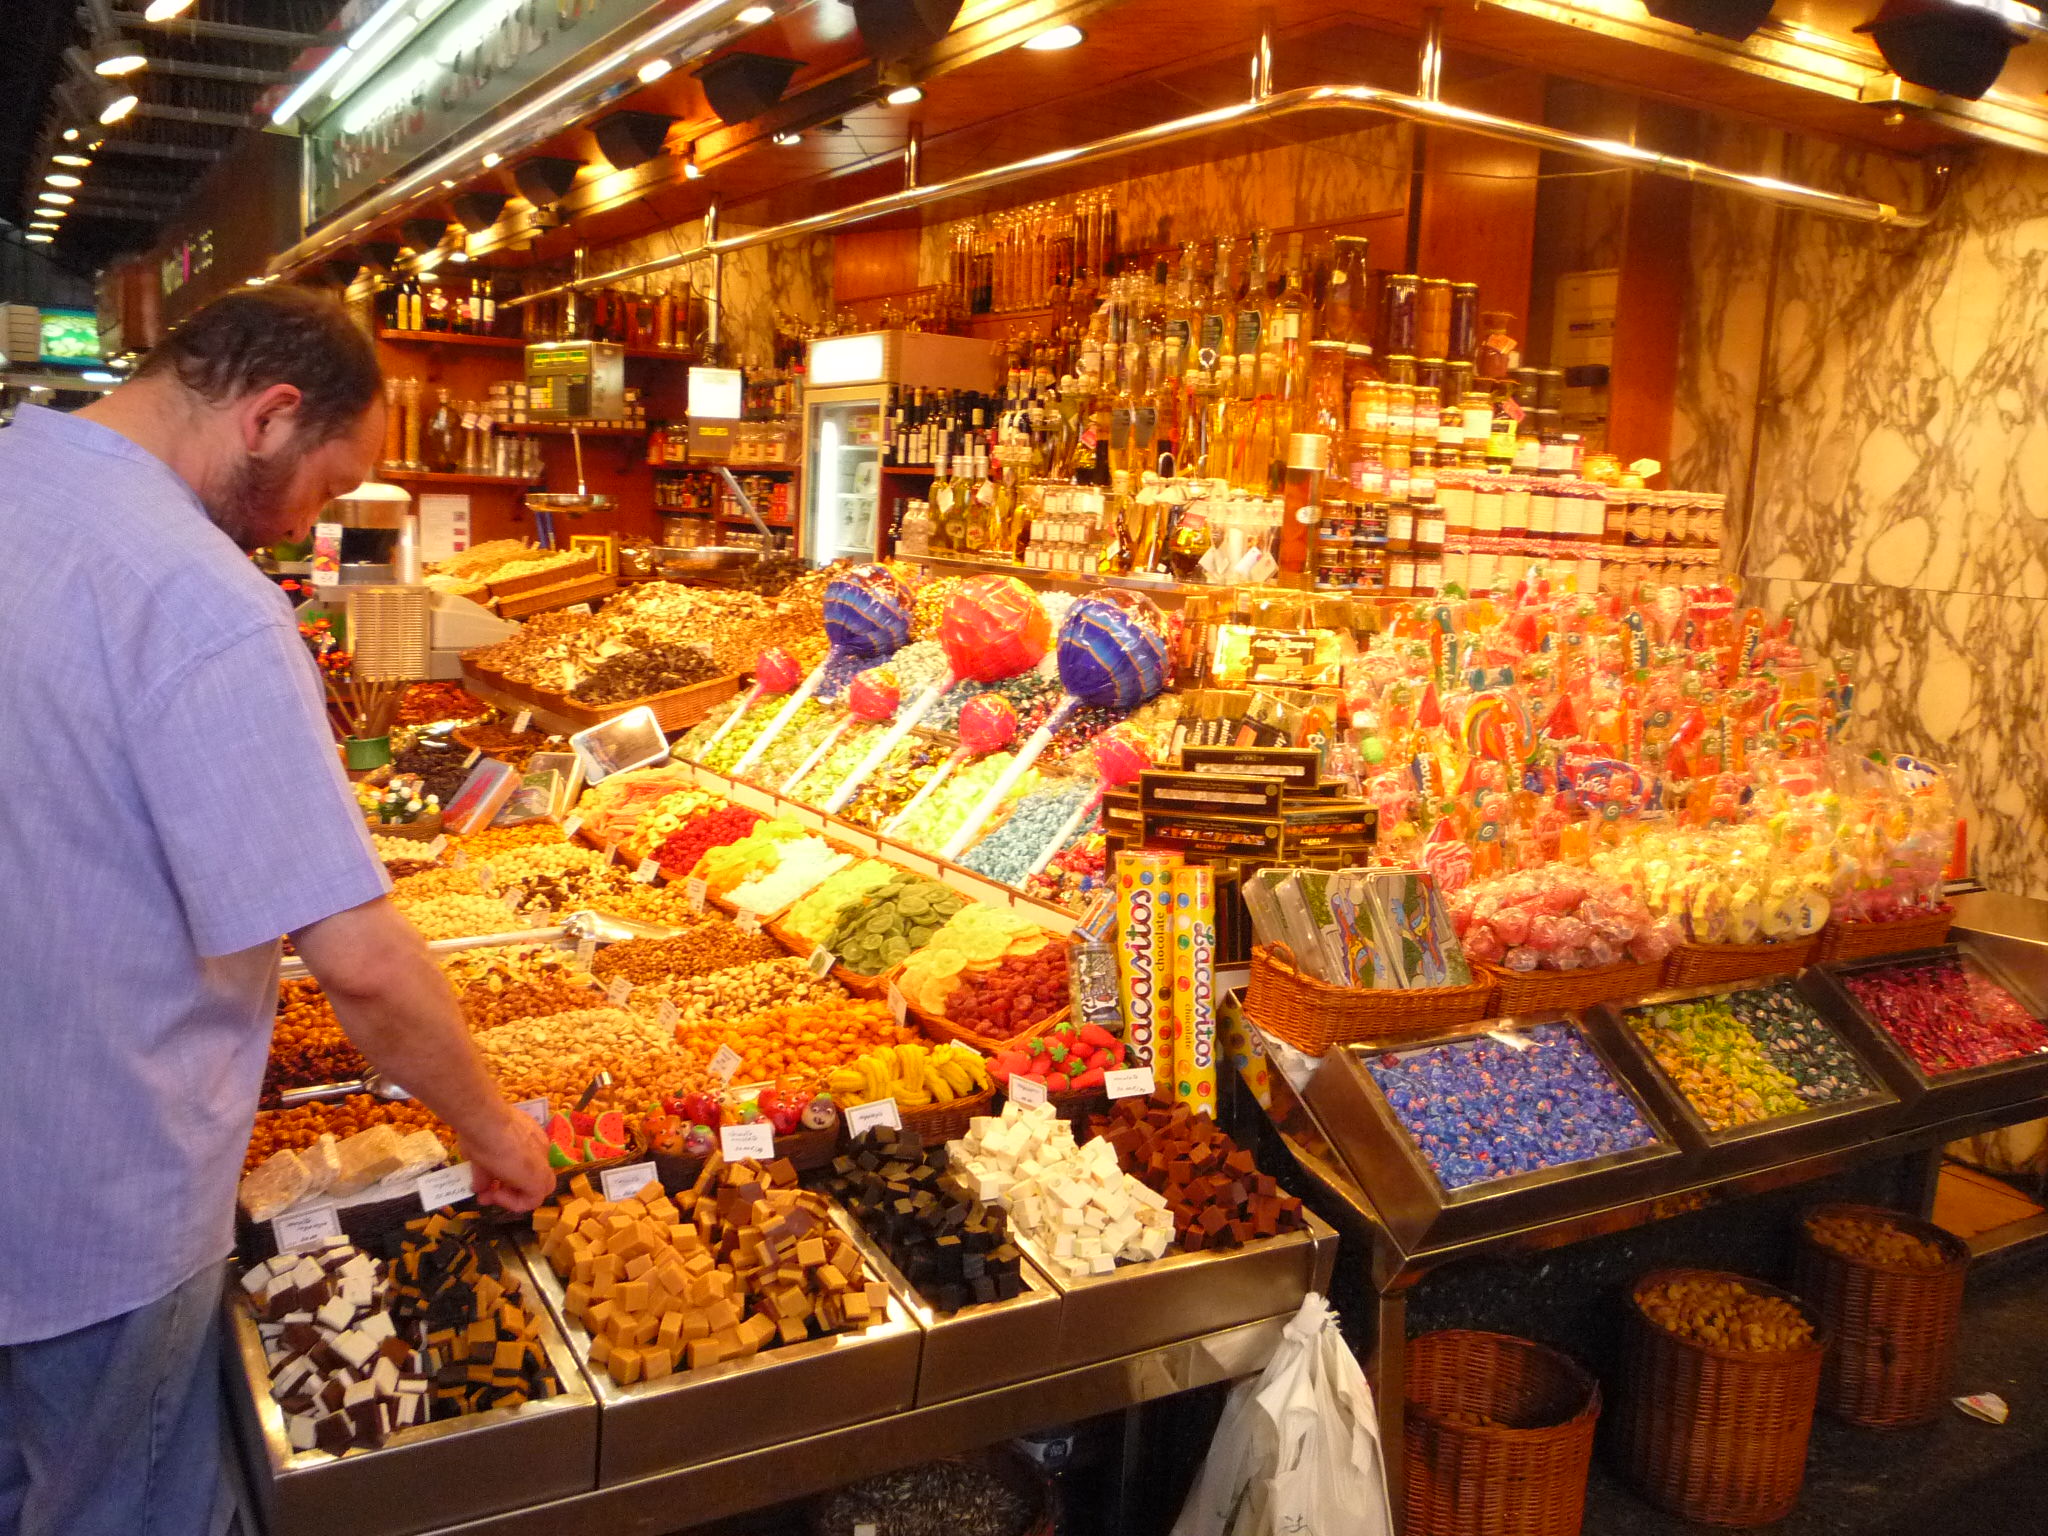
[
  {"x1": 500, "y1": 423, "x2": 647, "y2": 437},
  {"x1": 882, "y1": 465, "x2": 937, "y2": 476},
  {"x1": 378, "y1": 329, "x2": 524, "y2": 350},
  {"x1": 379, "y1": 469, "x2": 539, "y2": 487}
]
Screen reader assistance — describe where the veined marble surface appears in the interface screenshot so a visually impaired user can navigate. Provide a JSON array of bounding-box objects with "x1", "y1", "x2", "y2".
[
  {"x1": 1676, "y1": 134, "x2": 2048, "y2": 895},
  {"x1": 589, "y1": 217, "x2": 832, "y2": 367}
]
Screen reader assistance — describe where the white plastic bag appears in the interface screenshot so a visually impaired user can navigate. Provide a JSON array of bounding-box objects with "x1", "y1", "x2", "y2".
[{"x1": 1171, "y1": 1293, "x2": 1394, "y2": 1536}]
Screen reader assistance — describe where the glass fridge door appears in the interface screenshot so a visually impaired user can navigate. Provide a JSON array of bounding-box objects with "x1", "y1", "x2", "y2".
[{"x1": 805, "y1": 396, "x2": 883, "y2": 562}]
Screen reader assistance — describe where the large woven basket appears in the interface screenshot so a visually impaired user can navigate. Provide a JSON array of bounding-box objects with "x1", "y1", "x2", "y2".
[
  {"x1": 1813, "y1": 908, "x2": 1955, "y2": 965},
  {"x1": 1481, "y1": 957, "x2": 1664, "y2": 1017},
  {"x1": 1662, "y1": 936, "x2": 1816, "y2": 989},
  {"x1": 1794, "y1": 1203, "x2": 1969, "y2": 1427},
  {"x1": 1405, "y1": 1331, "x2": 1601, "y2": 1536},
  {"x1": 1616, "y1": 1269, "x2": 1827, "y2": 1527},
  {"x1": 1246, "y1": 944, "x2": 1496, "y2": 1057},
  {"x1": 895, "y1": 1087, "x2": 995, "y2": 1147}
]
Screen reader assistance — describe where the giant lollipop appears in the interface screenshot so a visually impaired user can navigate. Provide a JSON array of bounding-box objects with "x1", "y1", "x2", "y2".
[
  {"x1": 734, "y1": 569, "x2": 913, "y2": 777},
  {"x1": 941, "y1": 591, "x2": 1173, "y2": 859},
  {"x1": 698, "y1": 646, "x2": 802, "y2": 758}
]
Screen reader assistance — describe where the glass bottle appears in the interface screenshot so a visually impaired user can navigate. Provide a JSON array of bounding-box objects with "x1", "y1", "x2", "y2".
[{"x1": 426, "y1": 387, "x2": 460, "y2": 473}]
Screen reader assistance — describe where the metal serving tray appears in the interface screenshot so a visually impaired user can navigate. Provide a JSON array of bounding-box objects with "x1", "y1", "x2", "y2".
[
  {"x1": 516, "y1": 1216, "x2": 922, "y2": 1486},
  {"x1": 1303, "y1": 1012, "x2": 1686, "y2": 1255},
  {"x1": 1013, "y1": 1210, "x2": 1337, "y2": 1372},
  {"x1": 829, "y1": 1205, "x2": 1064, "y2": 1406},
  {"x1": 1590, "y1": 983, "x2": 1901, "y2": 1179},
  {"x1": 1802, "y1": 943, "x2": 2048, "y2": 1120},
  {"x1": 224, "y1": 1239, "x2": 598, "y2": 1536}
]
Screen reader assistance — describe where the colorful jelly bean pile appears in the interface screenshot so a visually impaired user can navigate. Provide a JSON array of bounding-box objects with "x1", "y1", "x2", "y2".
[
  {"x1": 1622, "y1": 983, "x2": 1872, "y2": 1132},
  {"x1": 839, "y1": 741, "x2": 947, "y2": 830},
  {"x1": 1367, "y1": 1024, "x2": 1656, "y2": 1189},
  {"x1": 925, "y1": 671, "x2": 1062, "y2": 735},
  {"x1": 1842, "y1": 955, "x2": 2048, "y2": 1075},
  {"x1": 960, "y1": 781, "x2": 1094, "y2": 886}
]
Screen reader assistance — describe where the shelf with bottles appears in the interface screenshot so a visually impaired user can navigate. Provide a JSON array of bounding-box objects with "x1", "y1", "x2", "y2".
[
  {"x1": 496, "y1": 422, "x2": 648, "y2": 437},
  {"x1": 378, "y1": 328, "x2": 526, "y2": 351},
  {"x1": 377, "y1": 469, "x2": 540, "y2": 487}
]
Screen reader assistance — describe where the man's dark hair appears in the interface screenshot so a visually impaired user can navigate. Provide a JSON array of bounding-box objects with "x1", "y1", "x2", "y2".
[{"x1": 134, "y1": 285, "x2": 382, "y2": 443}]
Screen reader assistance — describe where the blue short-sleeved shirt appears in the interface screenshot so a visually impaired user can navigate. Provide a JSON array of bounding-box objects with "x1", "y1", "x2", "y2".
[{"x1": 0, "y1": 405, "x2": 391, "y2": 1344}]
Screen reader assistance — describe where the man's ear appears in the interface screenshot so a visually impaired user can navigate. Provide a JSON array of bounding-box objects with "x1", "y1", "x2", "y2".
[{"x1": 239, "y1": 382, "x2": 305, "y2": 455}]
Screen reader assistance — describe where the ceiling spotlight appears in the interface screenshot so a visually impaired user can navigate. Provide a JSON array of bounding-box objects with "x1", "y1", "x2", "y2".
[
  {"x1": 695, "y1": 51, "x2": 802, "y2": 123},
  {"x1": 843, "y1": 0, "x2": 964, "y2": 64},
  {"x1": 772, "y1": 129, "x2": 802, "y2": 145},
  {"x1": 450, "y1": 190, "x2": 509, "y2": 232},
  {"x1": 683, "y1": 154, "x2": 704, "y2": 179},
  {"x1": 30, "y1": 220, "x2": 59, "y2": 230},
  {"x1": 90, "y1": 38, "x2": 148, "y2": 77},
  {"x1": 482, "y1": 151, "x2": 502, "y2": 168},
  {"x1": 441, "y1": 178, "x2": 456, "y2": 188},
  {"x1": 637, "y1": 56, "x2": 674, "y2": 83},
  {"x1": 448, "y1": 250, "x2": 470, "y2": 263},
  {"x1": 53, "y1": 153, "x2": 92, "y2": 168},
  {"x1": 90, "y1": 77, "x2": 140, "y2": 125},
  {"x1": 1641, "y1": 0, "x2": 1775, "y2": 39},
  {"x1": 82, "y1": 370, "x2": 117, "y2": 383},
  {"x1": 1022, "y1": 24, "x2": 1084, "y2": 50},
  {"x1": 512, "y1": 157, "x2": 582, "y2": 207},
  {"x1": 1857, "y1": 0, "x2": 2024, "y2": 100},
  {"x1": 739, "y1": 5, "x2": 777, "y2": 20},
  {"x1": 62, "y1": 126, "x2": 81, "y2": 141},
  {"x1": 45, "y1": 173, "x2": 83, "y2": 188},
  {"x1": 401, "y1": 217, "x2": 452, "y2": 250},
  {"x1": 38, "y1": 206, "x2": 68, "y2": 219},
  {"x1": 143, "y1": 0, "x2": 195, "y2": 18},
  {"x1": 593, "y1": 110, "x2": 679, "y2": 169},
  {"x1": 26, "y1": 233, "x2": 53, "y2": 244},
  {"x1": 886, "y1": 84, "x2": 924, "y2": 105},
  {"x1": 39, "y1": 192, "x2": 76, "y2": 206}
]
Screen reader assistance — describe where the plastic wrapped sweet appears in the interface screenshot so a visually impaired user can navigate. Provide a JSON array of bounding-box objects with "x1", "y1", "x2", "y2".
[
  {"x1": 960, "y1": 780, "x2": 1095, "y2": 887},
  {"x1": 823, "y1": 568, "x2": 914, "y2": 659},
  {"x1": 839, "y1": 739, "x2": 947, "y2": 830},
  {"x1": 926, "y1": 671, "x2": 1064, "y2": 734},
  {"x1": 1446, "y1": 866, "x2": 1664, "y2": 971},
  {"x1": 939, "y1": 575, "x2": 1051, "y2": 682},
  {"x1": 846, "y1": 667, "x2": 901, "y2": 722},
  {"x1": 957, "y1": 695, "x2": 1018, "y2": 756},
  {"x1": 740, "y1": 706, "x2": 838, "y2": 786},
  {"x1": 1055, "y1": 592, "x2": 1172, "y2": 709},
  {"x1": 788, "y1": 720, "x2": 889, "y2": 805},
  {"x1": 891, "y1": 751, "x2": 1039, "y2": 854},
  {"x1": 755, "y1": 647, "x2": 804, "y2": 693}
]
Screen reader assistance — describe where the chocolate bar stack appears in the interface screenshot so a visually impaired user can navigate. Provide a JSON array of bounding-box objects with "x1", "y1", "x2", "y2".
[
  {"x1": 821, "y1": 1127, "x2": 1025, "y2": 1314},
  {"x1": 1091, "y1": 1102, "x2": 1306, "y2": 1251},
  {"x1": 240, "y1": 1212, "x2": 558, "y2": 1459}
]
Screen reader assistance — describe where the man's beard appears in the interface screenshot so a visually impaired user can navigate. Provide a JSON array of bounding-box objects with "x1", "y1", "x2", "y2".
[{"x1": 202, "y1": 450, "x2": 297, "y2": 550}]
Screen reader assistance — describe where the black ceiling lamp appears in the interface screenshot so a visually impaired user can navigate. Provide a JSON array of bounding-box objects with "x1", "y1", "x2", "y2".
[
  {"x1": 840, "y1": 0, "x2": 964, "y2": 63},
  {"x1": 358, "y1": 241, "x2": 401, "y2": 272},
  {"x1": 593, "y1": 110, "x2": 679, "y2": 170},
  {"x1": 318, "y1": 258, "x2": 361, "y2": 288},
  {"x1": 694, "y1": 52, "x2": 802, "y2": 124},
  {"x1": 400, "y1": 217, "x2": 451, "y2": 251},
  {"x1": 1857, "y1": 0, "x2": 2025, "y2": 98},
  {"x1": 1640, "y1": 0, "x2": 1777, "y2": 40},
  {"x1": 450, "y1": 190, "x2": 509, "y2": 232},
  {"x1": 512, "y1": 156, "x2": 583, "y2": 207}
]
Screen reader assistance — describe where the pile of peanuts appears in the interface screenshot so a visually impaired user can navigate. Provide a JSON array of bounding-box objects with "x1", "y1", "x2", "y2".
[
  {"x1": 591, "y1": 926, "x2": 786, "y2": 986},
  {"x1": 579, "y1": 880, "x2": 710, "y2": 928},
  {"x1": 392, "y1": 866, "x2": 490, "y2": 900},
  {"x1": 1805, "y1": 1211, "x2": 1950, "y2": 1270},
  {"x1": 629, "y1": 956, "x2": 845, "y2": 1028},
  {"x1": 1637, "y1": 1276, "x2": 1815, "y2": 1353},
  {"x1": 263, "y1": 980, "x2": 369, "y2": 1106},
  {"x1": 396, "y1": 891, "x2": 534, "y2": 943},
  {"x1": 451, "y1": 823, "x2": 572, "y2": 859},
  {"x1": 459, "y1": 978, "x2": 607, "y2": 1032},
  {"x1": 474, "y1": 1008, "x2": 677, "y2": 1109},
  {"x1": 374, "y1": 833, "x2": 434, "y2": 863},
  {"x1": 245, "y1": 1095, "x2": 447, "y2": 1172}
]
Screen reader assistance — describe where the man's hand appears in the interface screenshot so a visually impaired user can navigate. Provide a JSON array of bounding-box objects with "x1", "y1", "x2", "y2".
[{"x1": 463, "y1": 1105, "x2": 555, "y2": 1212}]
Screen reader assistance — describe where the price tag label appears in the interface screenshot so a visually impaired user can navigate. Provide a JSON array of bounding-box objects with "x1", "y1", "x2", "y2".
[
  {"x1": 1485, "y1": 1029, "x2": 1535, "y2": 1054},
  {"x1": 720, "y1": 1123, "x2": 775, "y2": 1162},
  {"x1": 600, "y1": 1163, "x2": 659, "y2": 1203},
  {"x1": 856, "y1": 1525, "x2": 877, "y2": 1536},
  {"x1": 844, "y1": 1099, "x2": 901, "y2": 1137},
  {"x1": 1104, "y1": 1066, "x2": 1156, "y2": 1101},
  {"x1": 657, "y1": 998, "x2": 680, "y2": 1030},
  {"x1": 561, "y1": 816, "x2": 582, "y2": 840},
  {"x1": 512, "y1": 710, "x2": 532, "y2": 734},
  {"x1": 427, "y1": 835, "x2": 448, "y2": 860},
  {"x1": 684, "y1": 877, "x2": 707, "y2": 913},
  {"x1": 887, "y1": 982, "x2": 907, "y2": 1026},
  {"x1": 273, "y1": 1204, "x2": 341, "y2": 1253},
  {"x1": 605, "y1": 843, "x2": 619, "y2": 865},
  {"x1": 450, "y1": 849, "x2": 469, "y2": 868},
  {"x1": 417, "y1": 1163, "x2": 475, "y2": 1210},
  {"x1": 502, "y1": 886, "x2": 525, "y2": 913},
  {"x1": 708, "y1": 1044, "x2": 743, "y2": 1085},
  {"x1": 463, "y1": 747, "x2": 482, "y2": 768},
  {"x1": 1008, "y1": 1075, "x2": 1048, "y2": 1109},
  {"x1": 606, "y1": 976, "x2": 633, "y2": 1007},
  {"x1": 475, "y1": 862, "x2": 495, "y2": 890},
  {"x1": 806, "y1": 945, "x2": 837, "y2": 979},
  {"x1": 575, "y1": 937, "x2": 597, "y2": 969},
  {"x1": 634, "y1": 857, "x2": 660, "y2": 884},
  {"x1": 514, "y1": 1098, "x2": 549, "y2": 1126},
  {"x1": 734, "y1": 910, "x2": 761, "y2": 935}
]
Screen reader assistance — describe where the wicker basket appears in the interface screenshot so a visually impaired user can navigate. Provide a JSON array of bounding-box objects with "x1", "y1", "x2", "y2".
[
  {"x1": 365, "y1": 809, "x2": 444, "y2": 842},
  {"x1": 1617, "y1": 1268, "x2": 1828, "y2": 1527},
  {"x1": 896, "y1": 1088, "x2": 995, "y2": 1146},
  {"x1": 1405, "y1": 1331, "x2": 1601, "y2": 1536},
  {"x1": 1481, "y1": 957, "x2": 1665, "y2": 1016},
  {"x1": 918, "y1": 1005, "x2": 1067, "y2": 1055},
  {"x1": 1661, "y1": 936, "x2": 1817, "y2": 989},
  {"x1": 1794, "y1": 1203, "x2": 1969, "y2": 1427},
  {"x1": 1245, "y1": 944, "x2": 1497, "y2": 1057},
  {"x1": 1813, "y1": 908, "x2": 1955, "y2": 965}
]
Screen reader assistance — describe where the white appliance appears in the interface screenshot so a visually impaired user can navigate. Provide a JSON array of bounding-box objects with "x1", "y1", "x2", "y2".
[{"x1": 800, "y1": 330, "x2": 1000, "y2": 564}]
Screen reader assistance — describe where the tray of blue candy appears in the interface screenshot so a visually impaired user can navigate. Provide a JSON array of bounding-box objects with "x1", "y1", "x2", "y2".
[{"x1": 1303, "y1": 1011, "x2": 1684, "y2": 1254}]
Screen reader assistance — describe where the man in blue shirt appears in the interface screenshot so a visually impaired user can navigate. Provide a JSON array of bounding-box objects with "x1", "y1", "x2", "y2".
[{"x1": 0, "y1": 286, "x2": 554, "y2": 1534}]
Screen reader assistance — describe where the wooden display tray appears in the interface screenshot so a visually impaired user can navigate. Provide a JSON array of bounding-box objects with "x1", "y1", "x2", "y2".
[
  {"x1": 460, "y1": 664, "x2": 742, "y2": 734},
  {"x1": 495, "y1": 572, "x2": 618, "y2": 620},
  {"x1": 488, "y1": 555, "x2": 599, "y2": 599}
]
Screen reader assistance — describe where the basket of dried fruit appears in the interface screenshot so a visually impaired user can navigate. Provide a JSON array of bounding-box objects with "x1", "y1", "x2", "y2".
[
  {"x1": 1404, "y1": 1330, "x2": 1601, "y2": 1536},
  {"x1": 1617, "y1": 1269, "x2": 1828, "y2": 1527},
  {"x1": 1794, "y1": 1203, "x2": 1969, "y2": 1427}
]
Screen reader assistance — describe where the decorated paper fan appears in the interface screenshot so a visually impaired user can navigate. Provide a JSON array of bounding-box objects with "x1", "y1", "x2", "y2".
[
  {"x1": 755, "y1": 647, "x2": 803, "y2": 694},
  {"x1": 823, "y1": 572, "x2": 912, "y2": 659},
  {"x1": 939, "y1": 575, "x2": 1051, "y2": 682},
  {"x1": 958, "y1": 694, "x2": 1019, "y2": 755},
  {"x1": 1056, "y1": 592, "x2": 1172, "y2": 708}
]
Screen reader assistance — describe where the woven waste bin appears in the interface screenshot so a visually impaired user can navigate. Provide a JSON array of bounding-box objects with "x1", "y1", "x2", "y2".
[
  {"x1": 1615, "y1": 1269, "x2": 1827, "y2": 1527},
  {"x1": 1795, "y1": 1203, "x2": 1969, "y2": 1427},
  {"x1": 1405, "y1": 1330, "x2": 1601, "y2": 1536}
]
